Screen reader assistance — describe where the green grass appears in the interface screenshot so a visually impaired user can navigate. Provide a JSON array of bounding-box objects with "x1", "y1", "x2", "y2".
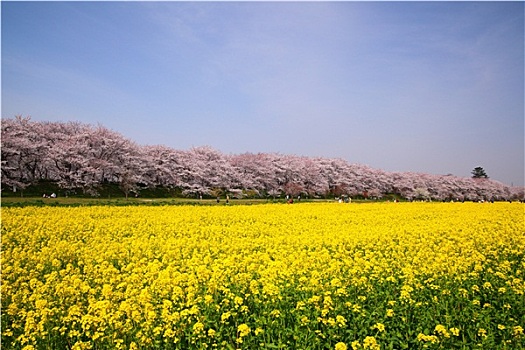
[
  {"x1": 0, "y1": 196, "x2": 311, "y2": 208},
  {"x1": 0, "y1": 196, "x2": 383, "y2": 208},
  {"x1": 1, "y1": 181, "x2": 179, "y2": 199},
  {"x1": 1, "y1": 181, "x2": 401, "y2": 208}
]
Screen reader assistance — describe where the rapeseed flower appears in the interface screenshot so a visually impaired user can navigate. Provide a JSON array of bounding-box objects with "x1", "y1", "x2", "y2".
[
  {"x1": 478, "y1": 329, "x2": 487, "y2": 337},
  {"x1": 435, "y1": 324, "x2": 450, "y2": 338},
  {"x1": 373, "y1": 323, "x2": 385, "y2": 332},
  {"x1": 417, "y1": 333, "x2": 439, "y2": 343},
  {"x1": 335, "y1": 342, "x2": 348, "y2": 350},
  {"x1": 193, "y1": 322, "x2": 204, "y2": 334},
  {"x1": 362, "y1": 336, "x2": 380, "y2": 349},
  {"x1": 2, "y1": 203, "x2": 524, "y2": 349}
]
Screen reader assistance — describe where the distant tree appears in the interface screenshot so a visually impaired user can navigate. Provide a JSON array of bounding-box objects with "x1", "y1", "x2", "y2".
[{"x1": 471, "y1": 167, "x2": 489, "y2": 179}]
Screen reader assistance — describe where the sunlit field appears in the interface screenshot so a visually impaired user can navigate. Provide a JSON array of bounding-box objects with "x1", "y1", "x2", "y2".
[{"x1": 2, "y1": 202, "x2": 524, "y2": 350}]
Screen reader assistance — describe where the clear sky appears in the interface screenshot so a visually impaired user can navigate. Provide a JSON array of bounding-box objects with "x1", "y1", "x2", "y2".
[{"x1": 2, "y1": 1, "x2": 523, "y2": 186}]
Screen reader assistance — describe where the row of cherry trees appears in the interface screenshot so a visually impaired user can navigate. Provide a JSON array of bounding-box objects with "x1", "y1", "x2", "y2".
[{"x1": 2, "y1": 116, "x2": 523, "y2": 201}]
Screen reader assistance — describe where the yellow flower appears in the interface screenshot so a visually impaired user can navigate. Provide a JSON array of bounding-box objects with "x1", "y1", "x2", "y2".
[
  {"x1": 336, "y1": 315, "x2": 347, "y2": 327},
  {"x1": 362, "y1": 336, "x2": 380, "y2": 350},
  {"x1": 240, "y1": 305, "x2": 249, "y2": 313},
  {"x1": 234, "y1": 296, "x2": 244, "y2": 307},
  {"x1": 335, "y1": 342, "x2": 348, "y2": 350},
  {"x1": 193, "y1": 322, "x2": 204, "y2": 334},
  {"x1": 270, "y1": 309, "x2": 281, "y2": 318},
  {"x1": 237, "y1": 323, "x2": 251, "y2": 337},
  {"x1": 435, "y1": 324, "x2": 450, "y2": 338},
  {"x1": 373, "y1": 323, "x2": 385, "y2": 332},
  {"x1": 221, "y1": 311, "x2": 231, "y2": 322},
  {"x1": 417, "y1": 333, "x2": 439, "y2": 343},
  {"x1": 300, "y1": 316, "x2": 309, "y2": 325}
]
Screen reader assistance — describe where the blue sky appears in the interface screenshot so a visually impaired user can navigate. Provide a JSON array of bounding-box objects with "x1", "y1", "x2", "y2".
[{"x1": 2, "y1": 1, "x2": 523, "y2": 186}]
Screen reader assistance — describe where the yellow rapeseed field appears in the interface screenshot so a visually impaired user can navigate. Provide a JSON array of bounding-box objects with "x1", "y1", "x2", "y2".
[{"x1": 2, "y1": 202, "x2": 524, "y2": 349}]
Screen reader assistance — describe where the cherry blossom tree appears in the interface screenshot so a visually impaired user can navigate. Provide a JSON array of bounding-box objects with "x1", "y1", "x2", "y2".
[
  {"x1": 44, "y1": 121, "x2": 97, "y2": 194},
  {"x1": 142, "y1": 145, "x2": 186, "y2": 189},
  {"x1": 1, "y1": 117, "x2": 521, "y2": 201},
  {"x1": 229, "y1": 152, "x2": 276, "y2": 197},
  {"x1": 173, "y1": 146, "x2": 235, "y2": 197},
  {"x1": 43, "y1": 121, "x2": 144, "y2": 197},
  {"x1": 509, "y1": 186, "x2": 524, "y2": 201},
  {"x1": 1, "y1": 116, "x2": 49, "y2": 195}
]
